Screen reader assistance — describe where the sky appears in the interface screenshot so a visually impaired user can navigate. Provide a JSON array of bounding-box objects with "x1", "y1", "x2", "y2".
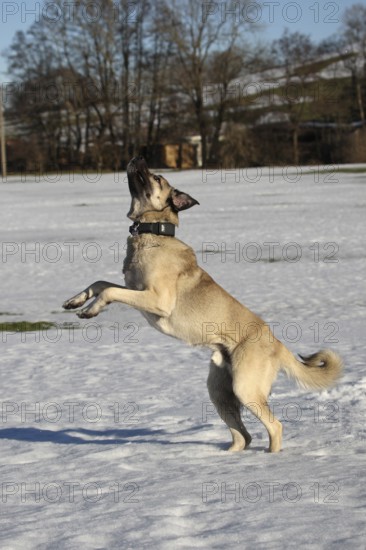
[{"x1": 0, "y1": 0, "x2": 365, "y2": 80}]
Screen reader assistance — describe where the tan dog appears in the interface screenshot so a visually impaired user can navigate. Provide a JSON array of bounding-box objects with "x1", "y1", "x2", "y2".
[{"x1": 63, "y1": 156, "x2": 343, "y2": 452}]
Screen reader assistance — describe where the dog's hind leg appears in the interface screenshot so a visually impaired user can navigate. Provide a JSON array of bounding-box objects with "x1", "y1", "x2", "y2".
[
  {"x1": 231, "y1": 345, "x2": 282, "y2": 453},
  {"x1": 207, "y1": 352, "x2": 252, "y2": 452}
]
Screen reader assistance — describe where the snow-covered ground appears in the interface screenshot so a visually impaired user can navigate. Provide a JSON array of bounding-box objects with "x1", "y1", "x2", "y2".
[{"x1": 0, "y1": 166, "x2": 365, "y2": 549}]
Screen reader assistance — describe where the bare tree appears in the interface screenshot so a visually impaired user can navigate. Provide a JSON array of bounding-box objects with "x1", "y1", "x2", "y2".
[
  {"x1": 341, "y1": 3, "x2": 366, "y2": 123},
  {"x1": 144, "y1": 0, "x2": 173, "y2": 162},
  {"x1": 5, "y1": 0, "x2": 265, "y2": 170},
  {"x1": 271, "y1": 30, "x2": 317, "y2": 164},
  {"x1": 159, "y1": 0, "x2": 251, "y2": 167},
  {"x1": 7, "y1": 22, "x2": 64, "y2": 169},
  {"x1": 206, "y1": 46, "x2": 247, "y2": 165},
  {"x1": 73, "y1": 0, "x2": 122, "y2": 168}
]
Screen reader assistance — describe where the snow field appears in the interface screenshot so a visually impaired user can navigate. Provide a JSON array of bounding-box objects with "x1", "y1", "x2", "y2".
[{"x1": 0, "y1": 166, "x2": 365, "y2": 548}]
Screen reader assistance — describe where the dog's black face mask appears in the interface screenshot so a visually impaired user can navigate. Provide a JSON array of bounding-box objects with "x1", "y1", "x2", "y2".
[
  {"x1": 127, "y1": 156, "x2": 152, "y2": 199},
  {"x1": 126, "y1": 156, "x2": 199, "y2": 221}
]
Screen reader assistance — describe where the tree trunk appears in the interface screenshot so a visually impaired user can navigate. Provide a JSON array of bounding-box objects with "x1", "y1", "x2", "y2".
[
  {"x1": 356, "y1": 79, "x2": 365, "y2": 123},
  {"x1": 293, "y1": 126, "x2": 299, "y2": 165},
  {"x1": 122, "y1": 48, "x2": 130, "y2": 167}
]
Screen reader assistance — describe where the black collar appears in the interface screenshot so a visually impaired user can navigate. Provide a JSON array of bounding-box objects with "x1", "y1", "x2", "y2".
[{"x1": 129, "y1": 221, "x2": 176, "y2": 237}]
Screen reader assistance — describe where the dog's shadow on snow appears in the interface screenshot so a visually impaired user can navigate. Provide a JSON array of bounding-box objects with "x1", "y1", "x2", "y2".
[{"x1": 0, "y1": 425, "x2": 217, "y2": 447}]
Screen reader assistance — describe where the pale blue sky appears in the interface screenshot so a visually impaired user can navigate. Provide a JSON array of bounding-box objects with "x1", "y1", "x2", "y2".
[{"x1": 1, "y1": 0, "x2": 365, "y2": 80}]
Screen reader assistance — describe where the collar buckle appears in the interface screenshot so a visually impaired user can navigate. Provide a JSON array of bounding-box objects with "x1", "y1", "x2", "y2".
[{"x1": 129, "y1": 221, "x2": 141, "y2": 236}]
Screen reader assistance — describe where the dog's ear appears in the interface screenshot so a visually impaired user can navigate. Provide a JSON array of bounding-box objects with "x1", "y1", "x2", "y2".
[{"x1": 170, "y1": 189, "x2": 199, "y2": 212}]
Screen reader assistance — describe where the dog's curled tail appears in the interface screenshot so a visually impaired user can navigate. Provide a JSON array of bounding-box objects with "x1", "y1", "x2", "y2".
[{"x1": 280, "y1": 347, "x2": 343, "y2": 390}]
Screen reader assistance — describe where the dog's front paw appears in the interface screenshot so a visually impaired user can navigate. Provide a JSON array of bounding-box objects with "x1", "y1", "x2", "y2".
[
  {"x1": 76, "y1": 299, "x2": 104, "y2": 319},
  {"x1": 77, "y1": 308, "x2": 97, "y2": 319},
  {"x1": 63, "y1": 292, "x2": 88, "y2": 310}
]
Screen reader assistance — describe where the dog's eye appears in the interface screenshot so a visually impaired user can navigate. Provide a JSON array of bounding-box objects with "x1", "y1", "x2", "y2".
[{"x1": 153, "y1": 175, "x2": 161, "y2": 183}]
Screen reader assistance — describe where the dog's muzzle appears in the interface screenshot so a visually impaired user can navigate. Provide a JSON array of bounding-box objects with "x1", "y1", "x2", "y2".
[{"x1": 127, "y1": 157, "x2": 152, "y2": 198}]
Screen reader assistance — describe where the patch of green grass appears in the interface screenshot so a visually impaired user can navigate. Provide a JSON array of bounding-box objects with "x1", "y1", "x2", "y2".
[
  {"x1": 58, "y1": 322, "x2": 81, "y2": 329},
  {"x1": 306, "y1": 167, "x2": 366, "y2": 175},
  {"x1": 0, "y1": 321, "x2": 56, "y2": 332},
  {"x1": 335, "y1": 168, "x2": 366, "y2": 174}
]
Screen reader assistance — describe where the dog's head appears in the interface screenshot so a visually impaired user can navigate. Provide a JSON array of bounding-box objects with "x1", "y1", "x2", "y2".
[{"x1": 127, "y1": 156, "x2": 199, "y2": 223}]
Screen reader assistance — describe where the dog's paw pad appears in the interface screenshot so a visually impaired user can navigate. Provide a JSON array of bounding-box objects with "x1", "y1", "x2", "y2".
[
  {"x1": 63, "y1": 293, "x2": 87, "y2": 310},
  {"x1": 63, "y1": 300, "x2": 76, "y2": 310},
  {"x1": 77, "y1": 309, "x2": 93, "y2": 319}
]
